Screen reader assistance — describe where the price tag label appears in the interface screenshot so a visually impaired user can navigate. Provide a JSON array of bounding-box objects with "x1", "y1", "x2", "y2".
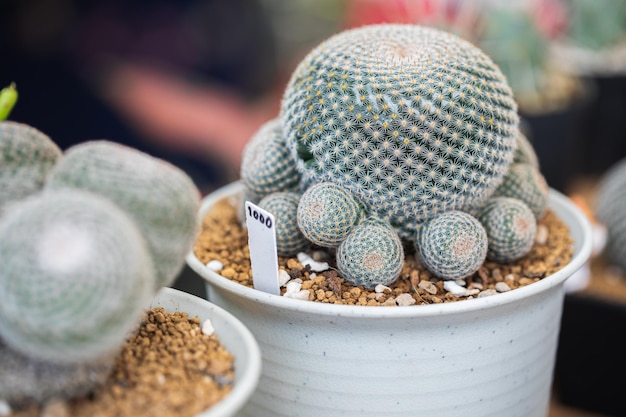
[{"x1": 245, "y1": 201, "x2": 280, "y2": 295}]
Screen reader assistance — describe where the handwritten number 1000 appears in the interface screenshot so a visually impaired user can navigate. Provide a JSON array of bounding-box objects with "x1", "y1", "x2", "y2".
[{"x1": 248, "y1": 206, "x2": 272, "y2": 228}]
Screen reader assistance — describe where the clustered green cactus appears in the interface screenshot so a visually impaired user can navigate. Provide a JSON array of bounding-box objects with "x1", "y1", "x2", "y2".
[
  {"x1": 595, "y1": 157, "x2": 626, "y2": 273},
  {"x1": 0, "y1": 114, "x2": 201, "y2": 406},
  {"x1": 258, "y1": 191, "x2": 308, "y2": 256},
  {"x1": 240, "y1": 23, "x2": 551, "y2": 288}
]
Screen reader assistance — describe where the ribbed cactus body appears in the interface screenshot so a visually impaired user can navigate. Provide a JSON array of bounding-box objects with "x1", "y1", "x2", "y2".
[
  {"x1": 281, "y1": 24, "x2": 519, "y2": 238},
  {"x1": 417, "y1": 210, "x2": 488, "y2": 280},
  {"x1": 337, "y1": 218, "x2": 404, "y2": 288},
  {"x1": 478, "y1": 197, "x2": 537, "y2": 262},
  {"x1": 492, "y1": 162, "x2": 549, "y2": 219},
  {"x1": 513, "y1": 130, "x2": 539, "y2": 168},
  {"x1": 258, "y1": 191, "x2": 309, "y2": 256},
  {"x1": 596, "y1": 158, "x2": 626, "y2": 272},
  {"x1": 241, "y1": 118, "x2": 301, "y2": 198},
  {"x1": 0, "y1": 339, "x2": 115, "y2": 406},
  {"x1": 0, "y1": 121, "x2": 62, "y2": 215},
  {"x1": 0, "y1": 189, "x2": 154, "y2": 364},
  {"x1": 46, "y1": 140, "x2": 201, "y2": 288},
  {"x1": 297, "y1": 181, "x2": 364, "y2": 248}
]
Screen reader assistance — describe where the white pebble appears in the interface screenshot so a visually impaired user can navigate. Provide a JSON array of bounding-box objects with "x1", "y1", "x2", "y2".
[
  {"x1": 478, "y1": 289, "x2": 498, "y2": 297},
  {"x1": 0, "y1": 400, "x2": 11, "y2": 416},
  {"x1": 418, "y1": 280, "x2": 438, "y2": 295},
  {"x1": 284, "y1": 289, "x2": 310, "y2": 300},
  {"x1": 505, "y1": 274, "x2": 515, "y2": 282},
  {"x1": 205, "y1": 260, "x2": 223, "y2": 271},
  {"x1": 278, "y1": 269, "x2": 291, "y2": 287},
  {"x1": 395, "y1": 293, "x2": 416, "y2": 306},
  {"x1": 202, "y1": 319, "x2": 215, "y2": 336},
  {"x1": 495, "y1": 282, "x2": 512, "y2": 292},
  {"x1": 454, "y1": 279, "x2": 467, "y2": 287},
  {"x1": 375, "y1": 284, "x2": 391, "y2": 293},
  {"x1": 297, "y1": 252, "x2": 330, "y2": 272},
  {"x1": 444, "y1": 280, "x2": 479, "y2": 297},
  {"x1": 285, "y1": 281, "x2": 302, "y2": 293},
  {"x1": 535, "y1": 224, "x2": 549, "y2": 245}
]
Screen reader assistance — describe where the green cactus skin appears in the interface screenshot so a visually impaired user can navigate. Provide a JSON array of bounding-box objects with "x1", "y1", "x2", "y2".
[
  {"x1": 478, "y1": 197, "x2": 537, "y2": 263},
  {"x1": 0, "y1": 189, "x2": 154, "y2": 364},
  {"x1": 241, "y1": 117, "x2": 301, "y2": 198},
  {"x1": 258, "y1": 191, "x2": 309, "y2": 257},
  {"x1": 0, "y1": 338, "x2": 115, "y2": 407},
  {"x1": 416, "y1": 210, "x2": 488, "y2": 280},
  {"x1": 280, "y1": 23, "x2": 519, "y2": 239},
  {"x1": 513, "y1": 130, "x2": 539, "y2": 168},
  {"x1": 336, "y1": 217, "x2": 404, "y2": 288},
  {"x1": 0, "y1": 121, "x2": 62, "y2": 215},
  {"x1": 297, "y1": 181, "x2": 364, "y2": 248},
  {"x1": 492, "y1": 162, "x2": 549, "y2": 219},
  {"x1": 595, "y1": 158, "x2": 626, "y2": 272},
  {"x1": 46, "y1": 140, "x2": 201, "y2": 289}
]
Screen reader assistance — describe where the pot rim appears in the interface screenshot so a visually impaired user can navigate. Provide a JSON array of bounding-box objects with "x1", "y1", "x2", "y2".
[{"x1": 186, "y1": 181, "x2": 593, "y2": 318}]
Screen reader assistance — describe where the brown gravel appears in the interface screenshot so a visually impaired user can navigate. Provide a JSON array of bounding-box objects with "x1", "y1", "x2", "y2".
[
  {"x1": 9, "y1": 307, "x2": 234, "y2": 417},
  {"x1": 193, "y1": 197, "x2": 575, "y2": 306}
]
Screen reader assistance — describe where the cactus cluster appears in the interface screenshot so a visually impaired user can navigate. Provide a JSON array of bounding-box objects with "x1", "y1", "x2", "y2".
[
  {"x1": 240, "y1": 23, "x2": 550, "y2": 287},
  {"x1": 0, "y1": 118, "x2": 201, "y2": 406},
  {"x1": 595, "y1": 157, "x2": 626, "y2": 272}
]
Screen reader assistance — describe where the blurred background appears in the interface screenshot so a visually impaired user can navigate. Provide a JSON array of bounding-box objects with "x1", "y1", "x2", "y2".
[{"x1": 2, "y1": 1, "x2": 625, "y2": 416}]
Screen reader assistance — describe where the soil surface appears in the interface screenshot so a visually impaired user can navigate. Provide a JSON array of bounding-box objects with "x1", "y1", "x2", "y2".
[{"x1": 193, "y1": 196, "x2": 575, "y2": 306}]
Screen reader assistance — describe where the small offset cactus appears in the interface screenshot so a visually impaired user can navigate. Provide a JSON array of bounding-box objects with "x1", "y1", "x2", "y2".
[
  {"x1": 297, "y1": 181, "x2": 364, "y2": 248},
  {"x1": 595, "y1": 157, "x2": 626, "y2": 272},
  {"x1": 258, "y1": 191, "x2": 309, "y2": 256},
  {"x1": 492, "y1": 162, "x2": 549, "y2": 219},
  {"x1": 46, "y1": 140, "x2": 201, "y2": 289},
  {"x1": 416, "y1": 210, "x2": 488, "y2": 280},
  {"x1": 280, "y1": 24, "x2": 519, "y2": 239},
  {"x1": 0, "y1": 339, "x2": 115, "y2": 406},
  {"x1": 241, "y1": 117, "x2": 301, "y2": 198},
  {"x1": 0, "y1": 189, "x2": 154, "y2": 364},
  {"x1": 336, "y1": 217, "x2": 404, "y2": 288},
  {"x1": 478, "y1": 197, "x2": 537, "y2": 263},
  {"x1": 513, "y1": 130, "x2": 539, "y2": 168},
  {"x1": 0, "y1": 121, "x2": 62, "y2": 215}
]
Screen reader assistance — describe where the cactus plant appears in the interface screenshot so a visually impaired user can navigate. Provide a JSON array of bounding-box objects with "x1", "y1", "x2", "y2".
[
  {"x1": 0, "y1": 339, "x2": 115, "y2": 406},
  {"x1": 0, "y1": 121, "x2": 62, "y2": 215},
  {"x1": 492, "y1": 162, "x2": 549, "y2": 219},
  {"x1": 336, "y1": 217, "x2": 404, "y2": 288},
  {"x1": 0, "y1": 188, "x2": 154, "y2": 364},
  {"x1": 478, "y1": 197, "x2": 537, "y2": 263},
  {"x1": 241, "y1": 117, "x2": 302, "y2": 199},
  {"x1": 595, "y1": 157, "x2": 626, "y2": 272},
  {"x1": 46, "y1": 140, "x2": 200, "y2": 289},
  {"x1": 297, "y1": 181, "x2": 364, "y2": 247},
  {"x1": 0, "y1": 82, "x2": 18, "y2": 121},
  {"x1": 513, "y1": 130, "x2": 539, "y2": 168},
  {"x1": 280, "y1": 23, "x2": 519, "y2": 239},
  {"x1": 416, "y1": 210, "x2": 488, "y2": 280},
  {"x1": 258, "y1": 191, "x2": 309, "y2": 256}
]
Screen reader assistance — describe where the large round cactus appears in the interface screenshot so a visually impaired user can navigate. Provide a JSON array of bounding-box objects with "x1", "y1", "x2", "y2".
[
  {"x1": 336, "y1": 217, "x2": 404, "y2": 288},
  {"x1": 0, "y1": 121, "x2": 62, "y2": 215},
  {"x1": 0, "y1": 189, "x2": 154, "y2": 364},
  {"x1": 596, "y1": 158, "x2": 626, "y2": 272},
  {"x1": 46, "y1": 140, "x2": 201, "y2": 288},
  {"x1": 281, "y1": 24, "x2": 519, "y2": 238},
  {"x1": 416, "y1": 210, "x2": 488, "y2": 280}
]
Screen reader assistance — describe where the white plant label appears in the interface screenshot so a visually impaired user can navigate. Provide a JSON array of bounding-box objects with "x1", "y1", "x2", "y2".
[{"x1": 245, "y1": 201, "x2": 280, "y2": 295}]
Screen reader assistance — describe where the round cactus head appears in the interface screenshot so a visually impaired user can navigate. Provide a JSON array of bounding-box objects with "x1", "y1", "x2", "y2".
[
  {"x1": 0, "y1": 121, "x2": 62, "y2": 215},
  {"x1": 478, "y1": 197, "x2": 537, "y2": 263},
  {"x1": 0, "y1": 189, "x2": 154, "y2": 364},
  {"x1": 297, "y1": 181, "x2": 364, "y2": 248},
  {"x1": 46, "y1": 140, "x2": 201, "y2": 289},
  {"x1": 281, "y1": 23, "x2": 519, "y2": 238},
  {"x1": 492, "y1": 162, "x2": 549, "y2": 219},
  {"x1": 513, "y1": 130, "x2": 539, "y2": 168},
  {"x1": 416, "y1": 210, "x2": 488, "y2": 280},
  {"x1": 336, "y1": 217, "x2": 404, "y2": 288},
  {"x1": 258, "y1": 191, "x2": 309, "y2": 257}
]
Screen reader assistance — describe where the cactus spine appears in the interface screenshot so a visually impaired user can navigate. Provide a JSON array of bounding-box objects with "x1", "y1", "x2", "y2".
[
  {"x1": 281, "y1": 23, "x2": 519, "y2": 239},
  {"x1": 492, "y1": 162, "x2": 549, "y2": 219},
  {"x1": 0, "y1": 189, "x2": 154, "y2": 364},
  {"x1": 258, "y1": 191, "x2": 309, "y2": 256},
  {"x1": 0, "y1": 121, "x2": 62, "y2": 215},
  {"x1": 46, "y1": 140, "x2": 200, "y2": 288},
  {"x1": 416, "y1": 210, "x2": 488, "y2": 280},
  {"x1": 337, "y1": 217, "x2": 404, "y2": 288}
]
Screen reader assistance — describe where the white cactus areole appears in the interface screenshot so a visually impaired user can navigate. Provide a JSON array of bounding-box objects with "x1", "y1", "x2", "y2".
[{"x1": 281, "y1": 24, "x2": 520, "y2": 238}]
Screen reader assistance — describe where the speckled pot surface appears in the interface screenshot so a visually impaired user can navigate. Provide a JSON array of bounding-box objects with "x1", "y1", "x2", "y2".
[
  {"x1": 186, "y1": 182, "x2": 592, "y2": 417},
  {"x1": 152, "y1": 287, "x2": 262, "y2": 417}
]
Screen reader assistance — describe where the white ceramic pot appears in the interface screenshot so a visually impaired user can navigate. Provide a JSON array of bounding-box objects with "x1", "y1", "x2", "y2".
[
  {"x1": 186, "y1": 181, "x2": 593, "y2": 417},
  {"x1": 151, "y1": 287, "x2": 262, "y2": 417}
]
